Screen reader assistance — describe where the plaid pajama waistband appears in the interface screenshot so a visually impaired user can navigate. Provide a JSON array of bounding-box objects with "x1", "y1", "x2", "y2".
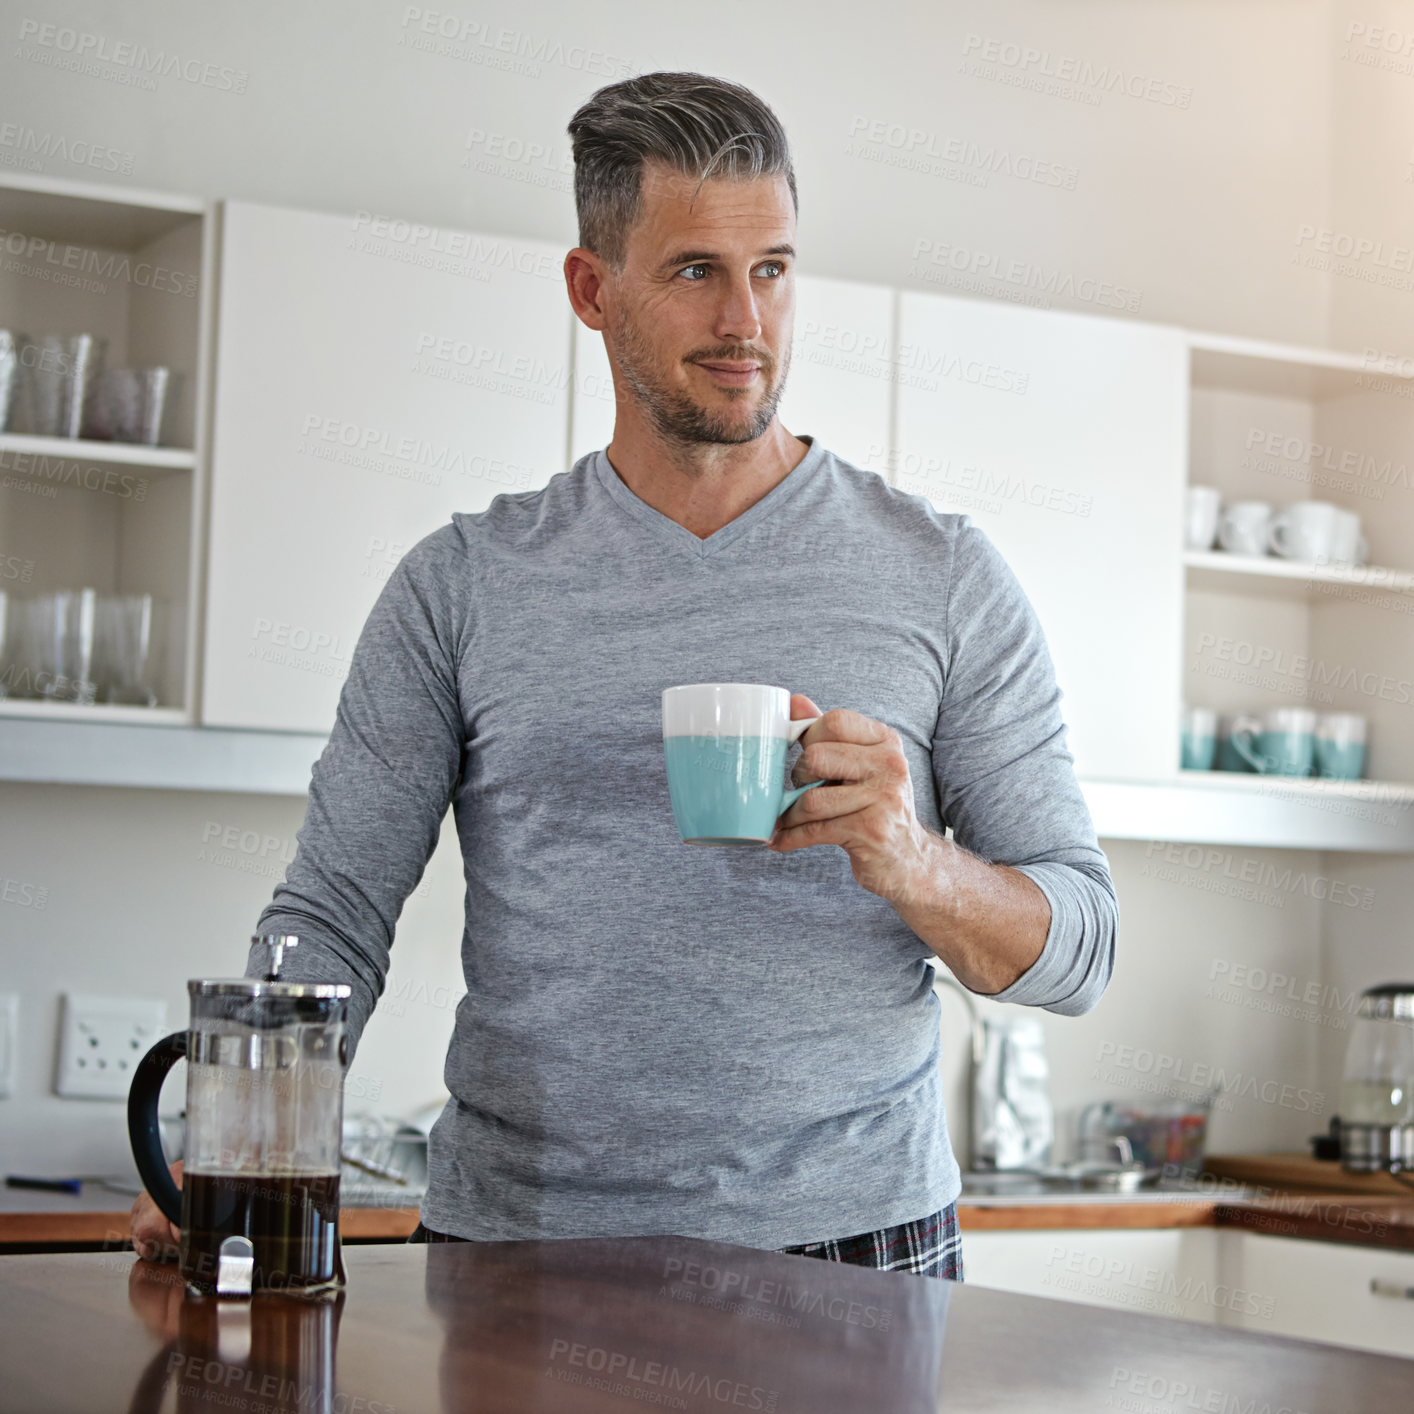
[
  {"x1": 774, "y1": 1202, "x2": 962, "y2": 1280},
  {"x1": 409, "y1": 1201, "x2": 963, "y2": 1282}
]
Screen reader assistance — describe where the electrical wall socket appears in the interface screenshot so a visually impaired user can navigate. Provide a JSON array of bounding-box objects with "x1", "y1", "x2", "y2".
[{"x1": 55, "y1": 993, "x2": 168, "y2": 1101}]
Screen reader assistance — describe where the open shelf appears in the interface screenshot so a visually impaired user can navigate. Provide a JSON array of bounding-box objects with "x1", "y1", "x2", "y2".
[
  {"x1": 1183, "y1": 322, "x2": 1414, "y2": 807},
  {"x1": 0, "y1": 171, "x2": 204, "y2": 250},
  {"x1": 0, "y1": 432, "x2": 196, "y2": 472},
  {"x1": 1084, "y1": 774, "x2": 1414, "y2": 853},
  {"x1": 1169, "y1": 770, "x2": 1414, "y2": 803},
  {"x1": 1184, "y1": 549, "x2": 1414, "y2": 600},
  {"x1": 0, "y1": 700, "x2": 188, "y2": 727},
  {"x1": 0, "y1": 170, "x2": 212, "y2": 722},
  {"x1": 0, "y1": 716, "x2": 326, "y2": 794},
  {"x1": 1188, "y1": 331, "x2": 1414, "y2": 401}
]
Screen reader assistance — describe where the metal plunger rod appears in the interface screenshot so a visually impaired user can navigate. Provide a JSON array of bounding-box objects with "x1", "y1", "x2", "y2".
[{"x1": 253, "y1": 934, "x2": 299, "y2": 981}]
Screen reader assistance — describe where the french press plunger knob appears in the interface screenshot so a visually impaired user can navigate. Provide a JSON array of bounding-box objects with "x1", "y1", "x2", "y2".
[{"x1": 254, "y1": 933, "x2": 299, "y2": 981}]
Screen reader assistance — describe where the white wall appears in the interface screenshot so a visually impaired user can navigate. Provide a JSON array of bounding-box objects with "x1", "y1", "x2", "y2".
[
  {"x1": 1327, "y1": 0, "x2": 1414, "y2": 357},
  {"x1": 5, "y1": 0, "x2": 1342, "y2": 345}
]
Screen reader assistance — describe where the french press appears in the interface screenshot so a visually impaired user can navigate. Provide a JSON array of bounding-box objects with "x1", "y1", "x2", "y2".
[{"x1": 127, "y1": 935, "x2": 352, "y2": 1297}]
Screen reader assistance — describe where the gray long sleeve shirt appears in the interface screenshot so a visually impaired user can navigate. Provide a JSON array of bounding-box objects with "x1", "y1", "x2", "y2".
[{"x1": 249, "y1": 435, "x2": 1117, "y2": 1248}]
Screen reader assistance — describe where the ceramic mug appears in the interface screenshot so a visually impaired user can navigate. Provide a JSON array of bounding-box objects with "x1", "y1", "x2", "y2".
[
  {"x1": 1216, "y1": 713, "x2": 1264, "y2": 772},
  {"x1": 1327, "y1": 509, "x2": 1369, "y2": 569},
  {"x1": 1184, "y1": 486, "x2": 1221, "y2": 552},
  {"x1": 1269, "y1": 501, "x2": 1339, "y2": 563},
  {"x1": 1231, "y1": 707, "x2": 1318, "y2": 777},
  {"x1": 663, "y1": 683, "x2": 824, "y2": 846},
  {"x1": 1217, "y1": 502, "x2": 1272, "y2": 557},
  {"x1": 1180, "y1": 705, "x2": 1218, "y2": 770},
  {"x1": 1315, "y1": 712, "x2": 1366, "y2": 780}
]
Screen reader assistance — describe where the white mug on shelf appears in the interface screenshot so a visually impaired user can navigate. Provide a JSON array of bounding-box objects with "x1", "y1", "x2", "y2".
[
  {"x1": 1328, "y1": 508, "x2": 1369, "y2": 569},
  {"x1": 1217, "y1": 501, "x2": 1273, "y2": 557},
  {"x1": 1184, "y1": 486, "x2": 1222, "y2": 551},
  {"x1": 1268, "y1": 500, "x2": 1339, "y2": 563}
]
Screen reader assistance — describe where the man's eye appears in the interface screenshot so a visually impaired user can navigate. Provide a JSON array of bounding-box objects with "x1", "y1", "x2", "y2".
[
  {"x1": 679, "y1": 263, "x2": 709, "y2": 280},
  {"x1": 757, "y1": 261, "x2": 785, "y2": 278}
]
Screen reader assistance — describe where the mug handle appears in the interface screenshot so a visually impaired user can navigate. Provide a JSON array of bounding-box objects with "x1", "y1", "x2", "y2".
[
  {"x1": 780, "y1": 715, "x2": 825, "y2": 814},
  {"x1": 1267, "y1": 517, "x2": 1288, "y2": 556},
  {"x1": 1230, "y1": 727, "x2": 1270, "y2": 774},
  {"x1": 127, "y1": 1031, "x2": 187, "y2": 1227}
]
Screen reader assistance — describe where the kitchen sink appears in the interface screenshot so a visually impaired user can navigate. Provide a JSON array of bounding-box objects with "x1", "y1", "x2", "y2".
[{"x1": 957, "y1": 1170, "x2": 1232, "y2": 1202}]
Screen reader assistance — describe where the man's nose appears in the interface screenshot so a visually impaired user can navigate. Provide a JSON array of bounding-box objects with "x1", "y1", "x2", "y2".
[{"x1": 714, "y1": 274, "x2": 763, "y2": 342}]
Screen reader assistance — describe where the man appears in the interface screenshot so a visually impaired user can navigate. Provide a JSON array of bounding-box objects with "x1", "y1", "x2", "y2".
[{"x1": 132, "y1": 71, "x2": 1116, "y2": 1281}]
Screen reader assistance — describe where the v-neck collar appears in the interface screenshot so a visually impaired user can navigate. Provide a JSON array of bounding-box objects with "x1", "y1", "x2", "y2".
[{"x1": 592, "y1": 435, "x2": 824, "y2": 559}]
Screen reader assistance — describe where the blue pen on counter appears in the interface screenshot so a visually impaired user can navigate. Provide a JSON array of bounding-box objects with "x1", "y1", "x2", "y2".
[{"x1": 5, "y1": 1176, "x2": 84, "y2": 1194}]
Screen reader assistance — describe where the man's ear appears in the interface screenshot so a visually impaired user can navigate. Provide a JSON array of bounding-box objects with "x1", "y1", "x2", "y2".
[{"x1": 564, "y1": 248, "x2": 611, "y2": 333}]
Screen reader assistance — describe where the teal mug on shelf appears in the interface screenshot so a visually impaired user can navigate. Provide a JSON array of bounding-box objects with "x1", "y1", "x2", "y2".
[
  {"x1": 1314, "y1": 712, "x2": 1367, "y2": 781},
  {"x1": 1230, "y1": 707, "x2": 1317, "y2": 777},
  {"x1": 1180, "y1": 705, "x2": 1217, "y2": 771},
  {"x1": 1216, "y1": 713, "x2": 1262, "y2": 773}
]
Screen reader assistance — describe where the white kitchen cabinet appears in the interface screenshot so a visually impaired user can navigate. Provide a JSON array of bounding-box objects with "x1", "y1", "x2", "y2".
[
  {"x1": 1219, "y1": 1230, "x2": 1414, "y2": 1358},
  {"x1": 201, "y1": 200, "x2": 571, "y2": 732},
  {"x1": 967, "y1": 1225, "x2": 1414, "y2": 1359},
  {"x1": 894, "y1": 294, "x2": 1189, "y2": 782},
  {"x1": 962, "y1": 1228, "x2": 1223, "y2": 1325},
  {"x1": 569, "y1": 273, "x2": 893, "y2": 471}
]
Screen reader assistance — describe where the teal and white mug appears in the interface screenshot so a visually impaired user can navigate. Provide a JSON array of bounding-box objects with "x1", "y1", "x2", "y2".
[
  {"x1": 1180, "y1": 705, "x2": 1218, "y2": 771},
  {"x1": 663, "y1": 683, "x2": 823, "y2": 846},
  {"x1": 1216, "y1": 713, "x2": 1262, "y2": 772},
  {"x1": 1230, "y1": 707, "x2": 1317, "y2": 777},
  {"x1": 1315, "y1": 712, "x2": 1366, "y2": 780}
]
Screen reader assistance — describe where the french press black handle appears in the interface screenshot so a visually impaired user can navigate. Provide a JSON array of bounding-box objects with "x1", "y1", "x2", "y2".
[{"x1": 126, "y1": 1031, "x2": 188, "y2": 1227}]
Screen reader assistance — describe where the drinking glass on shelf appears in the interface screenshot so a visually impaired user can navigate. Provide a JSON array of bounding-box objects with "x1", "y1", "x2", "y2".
[
  {"x1": 0, "y1": 590, "x2": 13, "y2": 699},
  {"x1": 95, "y1": 592, "x2": 161, "y2": 706},
  {"x1": 10, "y1": 334, "x2": 104, "y2": 439},
  {"x1": 23, "y1": 589, "x2": 98, "y2": 704},
  {"x1": 0, "y1": 331, "x2": 18, "y2": 433},
  {"x1": 82, "y1": 367, "x2": 171, "y2": 446}
]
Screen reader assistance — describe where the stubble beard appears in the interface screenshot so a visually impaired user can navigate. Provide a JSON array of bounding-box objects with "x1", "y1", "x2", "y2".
[{"x1": 610, "y1": 304, "x2": 790, "y2": 448}]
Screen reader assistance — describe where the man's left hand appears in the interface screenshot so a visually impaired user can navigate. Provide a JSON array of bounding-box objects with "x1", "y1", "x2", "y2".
[{"x1": 768, "y1": 693, "x2": 941, "y2": 908}]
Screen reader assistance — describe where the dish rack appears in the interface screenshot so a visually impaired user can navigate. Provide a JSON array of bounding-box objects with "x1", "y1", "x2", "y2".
[{"x1": 339, "y1": 1111, "x2": 433, "y2": 1205}]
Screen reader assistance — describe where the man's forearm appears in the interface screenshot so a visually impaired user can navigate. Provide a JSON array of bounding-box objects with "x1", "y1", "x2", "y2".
[{"x1": 886, "y1": 829, "x2": 1051, "y2": 995}]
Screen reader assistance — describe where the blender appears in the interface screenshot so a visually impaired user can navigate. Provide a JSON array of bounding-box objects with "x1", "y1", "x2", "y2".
[{"x1": 1338, "y1": 983, "x2": 1414, "y2": 1174}]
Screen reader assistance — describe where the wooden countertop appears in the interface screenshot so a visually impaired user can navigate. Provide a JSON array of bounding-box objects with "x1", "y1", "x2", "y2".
[
  {"x1": 958, "y1": 1154, "x2": 1414, "y2": 1251},
  {"x1": 6, "y1": 1152, "x2": 1412, "y2": 1251},
  {"x1": 4, "y1": 1237, "x2": 1412, "y2": 1413},
  {"x1": 1202, "y1": 1151, "x2": 1414, "y2": 1196},
  {"x1": 0, "y1": 1203, "x2": 422, "y2": 1246},
  {"x1": 0, "y1": 1193, "x2": 1247, "y2": 1246}
]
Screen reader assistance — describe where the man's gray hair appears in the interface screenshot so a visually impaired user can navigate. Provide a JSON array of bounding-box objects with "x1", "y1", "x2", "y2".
[{"x1": 567, "y1": 71, "x2": 797, "y2": 270}]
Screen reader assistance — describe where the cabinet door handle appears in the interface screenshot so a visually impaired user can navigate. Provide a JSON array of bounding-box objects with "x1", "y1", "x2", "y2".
[{"x1": 1370, "y1": 1279, "x2": 1414, "y2": 1301}]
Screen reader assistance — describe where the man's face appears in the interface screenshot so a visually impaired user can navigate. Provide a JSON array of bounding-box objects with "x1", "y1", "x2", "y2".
[{"x1": 604, "y1": 162, "x2": 796, "y2": 447}]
